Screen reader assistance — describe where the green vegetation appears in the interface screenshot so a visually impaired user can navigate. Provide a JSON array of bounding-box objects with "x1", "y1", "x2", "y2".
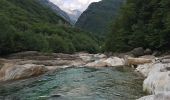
[
  {"x1": 105, "y1": 0, "x2": 170, "y2": 52},
  {"x1": 0, "y1": 0, "x2": 99, "y2": 55},
  {"x1": 76, "y1": 0, "x2": 124, "y2": 37}
]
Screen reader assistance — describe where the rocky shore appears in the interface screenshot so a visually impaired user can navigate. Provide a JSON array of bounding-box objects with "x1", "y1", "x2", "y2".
[
  {"x1": 0, "y1": 51, "x2": 126, "y2": 82},
  {"x1": 136, "y1": 56, "x2": 170, "y2": 100},
  {"x1": 0, "y1": 51, "x2": 169, "y2": 100}
]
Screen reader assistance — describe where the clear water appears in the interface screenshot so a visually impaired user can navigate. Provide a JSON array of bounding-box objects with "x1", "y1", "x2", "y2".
[{"x1": 0, "y1": 67, "x2": 145, "y2": 100}]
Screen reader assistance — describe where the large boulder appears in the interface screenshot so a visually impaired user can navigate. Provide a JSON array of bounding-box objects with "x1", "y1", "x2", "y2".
[
  {"x1": 143, "y1": 71, "x2": 170, "y2": 94},
  {"x1": 131, "y1": 47, "x2": 144, "y2": 57},
  {"x1": 137, "y1": 63, "x2": 170, "y2": 94},
  {"x1": 125, "y1": 56, "x2": 153, "y2": 66},
  {"x1": 103, "y1": 57, "x2": 125, "y2": 67},
  {"x1": 0, "y1": 64, "x2": 47, "y2": 81},
  {"x1": 144, "y1": 49, "x2": 152, "y2": 55}
]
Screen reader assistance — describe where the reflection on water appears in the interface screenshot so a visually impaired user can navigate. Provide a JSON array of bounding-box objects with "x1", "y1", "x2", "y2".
[{"x1": 0, "y1": 67, "x2": 145, "y2": 100}]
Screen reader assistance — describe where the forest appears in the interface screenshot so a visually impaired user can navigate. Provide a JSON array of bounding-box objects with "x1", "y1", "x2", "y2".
[
  {"x1": 0, "y1": 0, "x2": 99, "y2": 55},
  {"x1": 105, "y1": 0, "x2": 170, "y2": 52}
]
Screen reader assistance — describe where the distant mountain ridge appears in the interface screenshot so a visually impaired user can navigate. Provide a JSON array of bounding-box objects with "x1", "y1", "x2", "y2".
[
  {"x1": 67, "y1": 9, "x2": 82, "y2": 24},
  {"x1": 39, "y1": 0, "x2": 71, "y2": 23},
  {"x1": 76, "y1": 0, "x2": 125, "y2": 35}
]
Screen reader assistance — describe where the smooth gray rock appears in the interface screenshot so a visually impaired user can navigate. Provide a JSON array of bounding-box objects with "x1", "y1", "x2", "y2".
[
  {"x1": 144, "y1": 49, "x2": 152, "y2": 55},
  {"x1": 131, "y1": 47, "x2": 144, "y2": 57}
]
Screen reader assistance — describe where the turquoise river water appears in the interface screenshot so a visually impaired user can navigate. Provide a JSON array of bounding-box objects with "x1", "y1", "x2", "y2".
[{"x1": 0, "y1": 67, "x2": 146, "y2": 100}]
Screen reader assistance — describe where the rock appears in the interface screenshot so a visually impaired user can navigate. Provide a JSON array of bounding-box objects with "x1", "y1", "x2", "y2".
[
  {"x1": 144, "y1": 49, "x2": 152, "y2": 55},
  {"x1": 125, "y1": 56, "x2": 152, "y2": 66},
  {"x1": 136, "y1": 56, "x2": 170, "y2": 99},
  {"x1": 45, "y1": 65, "x2": 69, "y2": 71},
  {"x1": 39, "y1": 96, "x2": 50, "y2": 99},
  {"x1": 137, "y1": 92, "x2": 170, "y2": 100},
  {"x1": 137, "y1": 95, "x2": 154, "y2": 100},
  {"x1": 140, "y1": 63, "x2": 170, "y2": 94},
  {"x1": 143, "y1": 71, "x2": 170, "y2": 94},
  {"x1": 85, "y1": 59, "x2": 108, "y2": 67},
  {"x1": 94, "y1": 54, "x2": 107, "y2": 59},
  {"x1": 140, "y1": 55, "x2": 156, "y2": 60},
  {"x1": 50, "y1": 94, "x2": 62, "y2": 97},
  {"x1": 0, "y1": 64, "x2": 47, "y2": 81},
  {"x1": 103, "y1": 57, "x2": 125, "y2": 67},
  {"x1": 85, "y1": 57, "x2": 125, "y2": 67},
  {"x1": 78, "y1": 53, "x2": 94, "y2": 62},
  {"x1": 135, "y1": 63, "x2": 154, "y2": 77},
  {"x1": 131, "y1": 47, "x2": 144, "y2": 57}
]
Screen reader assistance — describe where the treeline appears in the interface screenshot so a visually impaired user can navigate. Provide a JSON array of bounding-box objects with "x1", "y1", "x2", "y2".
[
  {"x1": 105, "y1": 0, "x2": 170, "y2": 52},
  {"x1": 0, "y1": 0, "x2": 99, "y2": 55}
]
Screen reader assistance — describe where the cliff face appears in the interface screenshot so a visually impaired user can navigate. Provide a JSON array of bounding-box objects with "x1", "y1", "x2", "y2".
[{"x1": 76, "y1": 0, "x2": 124, "y2": 35}]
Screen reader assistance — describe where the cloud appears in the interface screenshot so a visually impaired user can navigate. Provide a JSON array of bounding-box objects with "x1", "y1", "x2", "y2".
[{"x1": 49, "y1": 0, "x2": 101, "y2": 13}]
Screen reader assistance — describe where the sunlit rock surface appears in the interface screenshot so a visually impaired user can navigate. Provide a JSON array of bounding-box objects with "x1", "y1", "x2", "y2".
[
  {"x1": 125, "y1": 56, "x2": 153, "y2": 66},
  {"x1": 143, "y1": 63, "x2": 170, "y2": 94},
  {"x1": 136, "y1": 56, "x2": 170, "y2": 100},
  {"x1": 85, "y1": 57, "x2": 125, "y2": 67},
  {"x1": 137, "y1": 92, "x2": 170, "y2": 100},
  {"x1": 0, "y1": 64, "x2": 47, "y2": 81}
]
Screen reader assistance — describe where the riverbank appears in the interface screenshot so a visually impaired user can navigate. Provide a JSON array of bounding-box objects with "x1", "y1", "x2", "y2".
[
  {"x1": 0, "y1": 51, "x2": 125, "y2": 82},
  {"x1": 136, "y1": 55, "x2": 170, "y2": 100},
  {"x1": 0, "y1": 51, "x2": 169, "y2": 100}
]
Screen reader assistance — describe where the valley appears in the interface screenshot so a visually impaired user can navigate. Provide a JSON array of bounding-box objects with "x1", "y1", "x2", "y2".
[{"x1": 0, "y1": 0, "x2": 170, "y2": 100}]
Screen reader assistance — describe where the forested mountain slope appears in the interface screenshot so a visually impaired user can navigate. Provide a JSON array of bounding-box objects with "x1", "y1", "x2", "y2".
[
  {"x1": 39, "y1": 0, "x2": 71, "y2": 23},
  {"x1": 76, "y1": 0, "x2": 124, "y2": 36},
  {"x1": 0, "y1": 0, "x2": 99, "y2": 55},
  {"x1": 105, "y1": 0, "x2": 170, "y2": 52}
]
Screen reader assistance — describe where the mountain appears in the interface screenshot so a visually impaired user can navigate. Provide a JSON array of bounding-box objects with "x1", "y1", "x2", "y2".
[
  {"x1": 76, "y1": 0, "x2": 125, "y2": 36},
  {"x1": 67, "y1": 9, "x2": 82, "y2": 24},
  {"x1": 0, "y1": 0, "x2": 99, "y2": 55},
  {"x1": 105, "y1": 0, "x2": 170, "y2": 52},
  {"x1": 39, "y1": 0, "x2": 71, "y2": 23}
]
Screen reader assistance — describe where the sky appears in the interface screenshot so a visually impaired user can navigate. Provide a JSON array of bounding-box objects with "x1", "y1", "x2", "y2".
[{"x1": 49, "y1": 0, "x2": 101, "y2": 13}]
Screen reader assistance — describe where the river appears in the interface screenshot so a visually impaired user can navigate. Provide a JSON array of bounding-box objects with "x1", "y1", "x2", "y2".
[{"x1": 0, "y1": 66, "x2": 145, "y2": 100}]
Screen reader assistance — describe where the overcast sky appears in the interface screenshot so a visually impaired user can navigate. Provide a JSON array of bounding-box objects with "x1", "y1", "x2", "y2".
[{"x1": 49, "y1": 0, "x2": 101, "y2": 13}]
